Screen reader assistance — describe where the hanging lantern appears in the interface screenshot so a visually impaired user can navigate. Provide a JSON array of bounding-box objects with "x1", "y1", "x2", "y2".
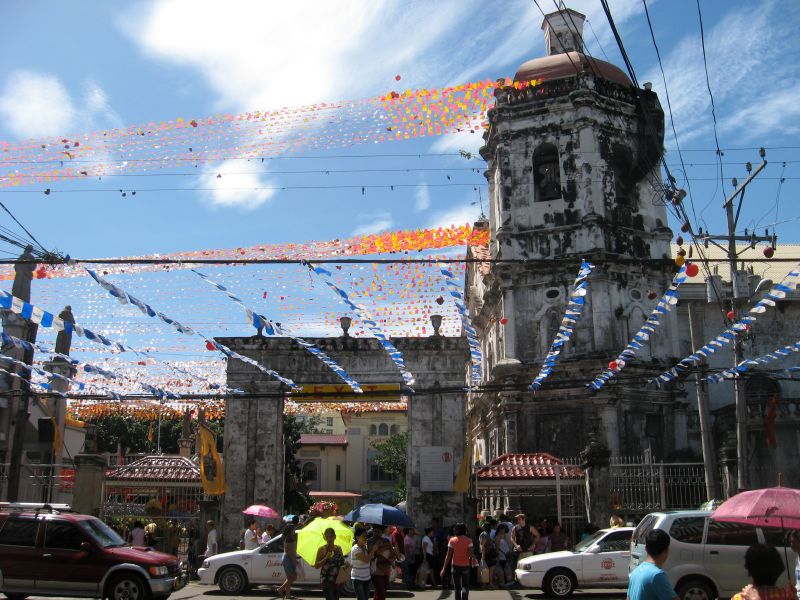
[
  {"x1": 763, "y1": 246, "x2": 775, "y2": 258},
  {"x1": 675, "y1": 235, "x2": 684, "y2": 246},
  {"x1": 685, "y1": 263, "x2": 700, "y2": 277},
  {"x1": 675, "y1": 255, "x2": 686, "y2": 267}
]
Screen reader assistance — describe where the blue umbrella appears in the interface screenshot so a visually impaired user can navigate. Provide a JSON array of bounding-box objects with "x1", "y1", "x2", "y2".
[{"x1": 344, "y1": 503, "x2": 414, "y2": 528}]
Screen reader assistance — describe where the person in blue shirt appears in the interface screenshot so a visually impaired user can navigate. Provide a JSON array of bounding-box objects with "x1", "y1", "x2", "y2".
[{"x1": 628, "y1": 530, "x2": 680, "y2": 600}]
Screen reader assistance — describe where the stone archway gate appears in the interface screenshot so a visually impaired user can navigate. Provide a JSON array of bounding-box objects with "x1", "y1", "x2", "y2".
[{"x1": 217, "y1": 334, "x2": 469, "y2": 549}]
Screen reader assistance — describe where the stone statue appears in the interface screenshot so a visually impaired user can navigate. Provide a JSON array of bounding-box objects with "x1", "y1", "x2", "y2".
[
  {"x1": 55, "y1": 305, "x2": 75, "y2": 355},
  {"x1": 11, "y1": 245, "x2": 36, "y2": 302},
  {"x1": 182, "y1": 408, "x2": 191, "y2": 439}
]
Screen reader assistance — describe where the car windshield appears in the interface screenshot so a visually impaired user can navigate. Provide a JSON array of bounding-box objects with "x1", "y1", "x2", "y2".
[
  {"x1": 573, "y1": 530, "x2": 606, "y2": 553},
  {"x1": 77, "y1": 517, "x2": 127, "y2": 548}
]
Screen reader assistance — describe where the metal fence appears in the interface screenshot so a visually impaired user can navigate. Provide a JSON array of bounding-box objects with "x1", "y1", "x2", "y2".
[
  {"x1": 610, "y1": 456, "x2": 707, "y2": 514},
  {"x1": 0, "y1": 462, "x2": 74, "y2": 504}
]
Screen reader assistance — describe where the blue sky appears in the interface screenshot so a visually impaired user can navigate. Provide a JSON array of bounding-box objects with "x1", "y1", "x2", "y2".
[{"x1": 1, "y1": 0, "x2": 799, "y2": 393}]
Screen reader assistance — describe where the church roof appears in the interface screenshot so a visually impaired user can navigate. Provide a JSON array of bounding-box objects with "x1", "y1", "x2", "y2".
[
  {"x1": 477, "y1": 452, "x2": 584, "y2": 480},
  {"x1": 106, "y1": 455, "x2": 200, "y2": 482},
  {"x1": 514, "y1": 51, "x2": 632, "y2": 87}
]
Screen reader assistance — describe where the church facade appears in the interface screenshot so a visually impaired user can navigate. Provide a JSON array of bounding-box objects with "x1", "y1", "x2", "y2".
[{"x1": 464, "y1": 8, "x2": 800, "y2": 493}]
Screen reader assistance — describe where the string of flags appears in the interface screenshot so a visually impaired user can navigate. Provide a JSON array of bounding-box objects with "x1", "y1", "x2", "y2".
[
  {"x1": 440, "y1": 264, "x2": 482, "y2": 385},
  {"x1": 707, "y1": 340, "x2": 800, "y2": 383},
  {"x1": 85, "y1": 268, "x2": 300, "y2": 390},
  {"x1": 530, "y1": 260, "x2": 594, "y2": 391},
  {"x1": 588, "y1": 265, "x2": 688, "y2": 390},
  {"x1": 0, "y1": 354, "x2": 85, "y2": 392},
  {"x1": 192, "y1": 269, "x2": 363, "y2": 393},
  {"x1": 0, "y1": 365, "x2": 69, "y2": 398},
  {"x1": 652, "y1": 264, "x2": 800, "y2": 386},
  {"x1": 308, "y1": 262, "x2": 415, "y2": 387}
]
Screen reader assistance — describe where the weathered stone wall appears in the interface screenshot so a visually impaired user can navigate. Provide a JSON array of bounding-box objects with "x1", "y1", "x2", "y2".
[{"x1": 218, "y1": 334, "x2": 469, "y2": 544}]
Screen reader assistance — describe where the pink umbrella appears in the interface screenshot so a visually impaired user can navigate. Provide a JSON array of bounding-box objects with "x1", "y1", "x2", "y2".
[
  {"x1": 242, "y1": 504, "x2": 280, "y2": 519},
  {"x1": 711, "y1": 486, "x2": 800, "y2": 530}
]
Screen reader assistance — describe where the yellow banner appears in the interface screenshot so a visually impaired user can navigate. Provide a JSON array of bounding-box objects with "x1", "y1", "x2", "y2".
[
  {"x1": 198, "y1": 424, "x2": 225, "y2": 495},
  {"x1": 290, "y1": 383, "x2": 402, "y2": 402}
]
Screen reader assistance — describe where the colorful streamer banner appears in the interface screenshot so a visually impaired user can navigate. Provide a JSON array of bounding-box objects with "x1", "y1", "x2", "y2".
[
  {"x1": 530, "y1": 261, "x2": 594, "y2": 391},
  {"x1": 440, "y1": 265, "x2": 482, "y2": 385},
  {"x1": 308, "y1": 262, "x2": 415, "y2": 387},
  {"x1": 588, "y1": 265, "x2": 688, "y2": 390},
  {"x1": 86, "y1": 269, "x2": 300, "y2": 390},
  {"x1": 192, "y1": 269, "x2": 362, "y2": 393},
  {"x1": 198, "y1": 424, "x2": 225, "y2": 495},
  {"x1": 653, "y1": 263, "x2": 800, "y2": 386},
  {"x1": 0, "y1": 354, "x2": 85, "y2": 391},
  {"x1": 0, "y1": 366, "x2": 68, "y2": 398},
  {"x1": 707, "y1": 341, "x2": 800, "y2": 383}
]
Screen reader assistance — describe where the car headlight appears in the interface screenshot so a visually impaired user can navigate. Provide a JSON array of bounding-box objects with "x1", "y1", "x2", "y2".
[
  {"x1": 523, "y1": 563, "x2": 532, "y2": 571},
  {"x1": 149, "y1": 565, "x2": 169, "y2": 577},
  {"x1": 202, "y1": 560, "x2": 210, "y2": 569}
]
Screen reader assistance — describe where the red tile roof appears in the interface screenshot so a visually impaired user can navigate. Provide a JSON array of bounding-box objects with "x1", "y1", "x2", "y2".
[
  {"x1": 477, "y1": 453, "x2": 584, "y2": 480},
  {"x1": 300, "y1": 434, "x2": 348, "y2": 446},
  {"x1": 106, "y1": 455, "x2": 200, "y2": 483}
]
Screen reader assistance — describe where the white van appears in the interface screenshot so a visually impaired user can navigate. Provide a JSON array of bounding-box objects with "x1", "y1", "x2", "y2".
[{"x1": 630, "y1": 511, "x2": 797, "y2": 600}]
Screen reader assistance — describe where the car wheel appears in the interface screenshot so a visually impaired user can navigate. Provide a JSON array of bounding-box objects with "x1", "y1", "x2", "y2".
[
  {"x1": 217, "y1": 566, "x2": 249, "y2": 595},
  {"x1": 677, "y1": 578, "x2": 715, "y2": 600},
  {"x1": 107, "y1": 573, "x2": 150, "y2": 600},
  {"x1": 544, "y1": 568, "x2": 577, "y2": 598}
]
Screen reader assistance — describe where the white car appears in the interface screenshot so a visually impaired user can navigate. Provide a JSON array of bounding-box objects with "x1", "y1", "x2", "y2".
[
  {"x1": 516, "y1": 527, "x2": 634, "y2": 597},
  {"x1": 198, "y1": 534, "x2": 355, "y2": 595}
]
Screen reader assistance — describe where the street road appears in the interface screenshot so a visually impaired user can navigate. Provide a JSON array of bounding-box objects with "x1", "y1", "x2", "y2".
[
  {"x1": 2, "y1": 582, "x2": 628, "y2": 600},
  {"x1": 169, "y1": 582, "x2": 627, "y2": 600}
]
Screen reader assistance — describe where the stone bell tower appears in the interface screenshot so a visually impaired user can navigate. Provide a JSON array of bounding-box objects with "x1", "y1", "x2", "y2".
[{"x1": 467, "y1": 7, "x2": 684, "y2": 465}]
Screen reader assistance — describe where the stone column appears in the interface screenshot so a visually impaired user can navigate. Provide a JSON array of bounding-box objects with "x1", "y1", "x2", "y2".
[
  {"x1": 221, "y1": 378, "x2": 284, "y2": 550},
  {"x1": 72, "y1": 454, "x2": 106, "y2": 516},
  {"x1": 673, "y1": 403, "x2": 689, "y2": 451},
  {"x1": 600, "y1": 404, "x2": 620, "y2": 457},
  {"x1": 581, "y1": 427, "x2": 612, "y2": 527}
]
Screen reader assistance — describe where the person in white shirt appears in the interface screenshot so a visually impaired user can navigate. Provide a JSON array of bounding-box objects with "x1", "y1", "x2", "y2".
[
  {"x1": 128, "y1": 521, "x2": 146, "y2": 547},
  {"x1": 205, "y1": 520, "x2": 218, "y2": 557},
  {"x1": 243, "y1": 519, "x2": 259, "y2": 550},
  {"x1": 350, "y1": 526, "x2": 372, "y2": 600},
  {"x1": 261, "y1": 524, "x2": 275, "y2": 545}
]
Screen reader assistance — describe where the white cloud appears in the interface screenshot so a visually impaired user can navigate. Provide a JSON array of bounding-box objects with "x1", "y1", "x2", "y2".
[
  {"x1": 198, "y1": 160, "x2": 276, "y2": 210},
  {"x1": 427, "y1": 201, "x2": 482, "y2": 230},
  {"x1": 429, "y1": 130, "x2": 484, "y2": 156},
  {"x1": 414, "y1": 180, "x2": 431, "y2": 212},
  {"x1": 0, "y1": 71, "x2": 76, "y2": 138},
  {"x1": 0, "y1": 71, "x2": 125, "y2": 140},
  {"x1": 719, "y1": 83, "x2": 800, "y2": 141},
  {"x1": 352, "y1": 211, "x2": 394, "y2": 236}
]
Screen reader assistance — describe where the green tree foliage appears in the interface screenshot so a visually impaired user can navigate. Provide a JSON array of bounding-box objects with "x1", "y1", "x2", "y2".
[
  {"x1": 283, "y1": 413, "x2": 319, "y2": 514},
  {"x1": 88, "y1": 415, "x2": 223, "y2": 455},
  {"x1": 371, "y1": 431, "x2": 408, "y2": 504}
]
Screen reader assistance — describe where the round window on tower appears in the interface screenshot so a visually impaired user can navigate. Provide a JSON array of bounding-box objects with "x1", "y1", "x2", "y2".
[
  {"x1": 629, "y1": 289, "x2": 643, "y2": 301},
  {"x1": 545, "y1": 287, "x2": 562, "y2": 301}
]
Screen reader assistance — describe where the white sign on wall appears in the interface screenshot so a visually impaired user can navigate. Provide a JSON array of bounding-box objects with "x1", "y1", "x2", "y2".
[{"x1": 419, "y1": 446, "x2": 455, "y2": 492}]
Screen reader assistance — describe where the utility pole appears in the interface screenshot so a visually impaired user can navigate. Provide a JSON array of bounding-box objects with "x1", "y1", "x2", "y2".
[
  {"x1": 697, "y1": 149, "x2": 773, "y2": 492},
  {"x1": 687, "y1": 302, "x2": 717, "y2": 500}
]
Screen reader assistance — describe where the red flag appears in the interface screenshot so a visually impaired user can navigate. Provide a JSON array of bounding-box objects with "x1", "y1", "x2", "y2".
[{"x1": 764, "y1": 394, "x2": 779, "y2": 449}]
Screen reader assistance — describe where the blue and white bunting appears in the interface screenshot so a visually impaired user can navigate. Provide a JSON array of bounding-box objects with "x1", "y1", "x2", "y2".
[
  {"x1": 652, "y1": 263, "x2": 800, "y2": 386},
  {"x1": 707, "y1": 340, "x2": 800, "y2": 383},
  {"x1": 440, "y1": 265, "x2": 482, "y2": 386},
  {"x1": 192, "y1": 269, "x2": 362, "y2": 393},
  {"x1": 0, "y1": 366, "x2": 69, "y2": 398},
  {"x1": 588, "y1": 265, "x2": 688, "y2": 390},
  {"x1": 530, "y1": 260, "x2": 594, "y2": 391},
  {"x1": 307, "y1": 263, "x2": 415, "y2": 387},
  {"x1": 86, "y1": 269, "x2": 300, "y2": 390}
]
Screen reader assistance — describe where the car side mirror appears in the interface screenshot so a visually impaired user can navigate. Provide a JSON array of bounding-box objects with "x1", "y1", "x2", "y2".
[
  {"x1": 589, "y1": 546, "x2": 602, "y2": 554},
  {"x1": 80, "y1": 541, "x2": 94, "y2": 553}
]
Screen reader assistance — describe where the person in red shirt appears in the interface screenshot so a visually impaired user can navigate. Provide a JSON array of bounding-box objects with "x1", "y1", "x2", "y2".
[{"x1": 441, "y1": 523, "x2": 478, "y2": 600}]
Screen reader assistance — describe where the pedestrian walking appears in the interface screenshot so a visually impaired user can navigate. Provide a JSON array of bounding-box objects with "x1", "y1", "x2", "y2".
[
  {"x1": 350, "y1": 527, "x2": 372, "y2": 600},
  {"x1": 128, "y1": 521, "x2": 146, "y2": 547},
  {"x1": 204, "y1": 520, "x2": 218, "y2": 557},
  {"x1": 369, "y1": 524, "x2": 399, "y2": 600},
  {"x1": 627, "y1": 529, "x2": 679, "y2": 600},
  {"x1": 478, "y1": 522, "x2": 497, "y2": 589},
  {"x1": 277, "y1": 516, "x2": 300, "y2": 599},
  {"x1": 494, "y1": 524, "x2": 512, "y2": 586},
  {"x1": 440, "y1": 523, "x2": 478, "y2": 600},
  {"x1": 314, "y1": 527, "x2": 345, "y2": 600},
  {"x1": 731, "y1": 544, "x2": 794, "y2": 600},
  {"x1": 243, "y1": 519, "x2": 259, "y2": 550}
]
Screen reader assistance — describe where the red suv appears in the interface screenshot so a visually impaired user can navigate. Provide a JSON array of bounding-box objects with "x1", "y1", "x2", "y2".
[{"x1": 0, "y1": 503, "x2": 184, "y2": 600}]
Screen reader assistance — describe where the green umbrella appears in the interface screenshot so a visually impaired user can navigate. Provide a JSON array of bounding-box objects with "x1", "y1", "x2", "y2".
[{"x1": 296, "y1": 517, "x2": 353, "y2": 565}]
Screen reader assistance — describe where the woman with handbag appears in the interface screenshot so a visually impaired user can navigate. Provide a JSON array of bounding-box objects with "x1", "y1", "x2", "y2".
[{"x1": 314, "y1": 527, "x2": 345, "y2": 600}]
